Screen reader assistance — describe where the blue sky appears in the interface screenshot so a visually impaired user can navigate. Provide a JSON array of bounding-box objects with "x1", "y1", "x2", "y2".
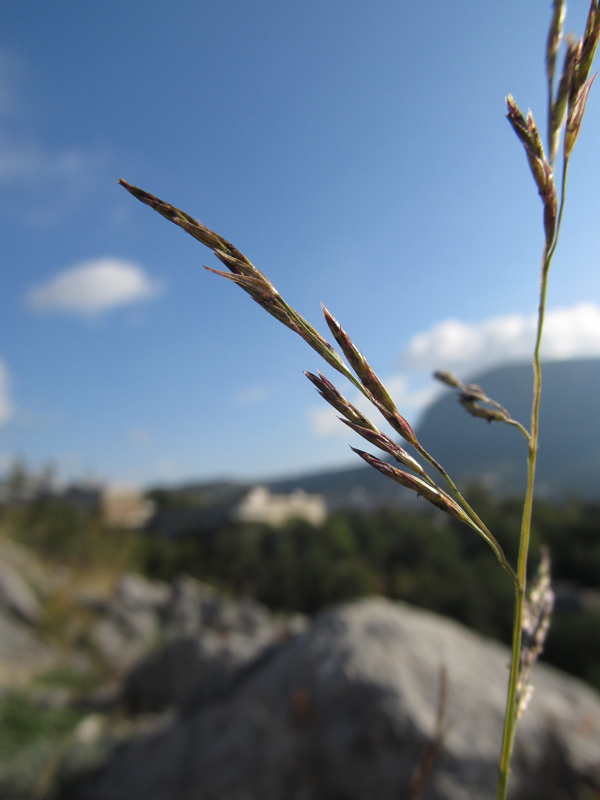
[{"x1": 2, "y1": 0, "x2": 600, "y2": 487}]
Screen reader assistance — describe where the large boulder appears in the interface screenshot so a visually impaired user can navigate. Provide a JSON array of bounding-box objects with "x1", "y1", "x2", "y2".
[
  {"x1": 123, "y1": 576, "x2": 305, "y2": 712},
  {"x1": 59, "y1": 598, "x2": 600, "y2": 800}
]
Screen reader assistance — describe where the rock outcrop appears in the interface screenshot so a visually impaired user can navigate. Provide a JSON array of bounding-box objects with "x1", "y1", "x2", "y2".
[
  {"x1": 123, "y1": 576, "x2": 305, "y2": 712},
  {"x1": 60, "y1": 598, "x2": 600, "y2": 800},
  {"x1": 0, "y1": 607, "x2": 57, "y2": 686},
  {"x1": 0, "y1": 541, "x2": 59, "y2": 685}
]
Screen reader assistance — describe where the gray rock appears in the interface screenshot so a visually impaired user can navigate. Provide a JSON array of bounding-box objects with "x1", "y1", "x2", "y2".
[
  {"x1": 0, "y1": 606, "x2": 57, "y2": 685},
  {"x1": 123, "y1": 629, "x2": 278, "y2": 713},
  {"x1": 85, "y1": 575, "x2": 171, "y2": 672},
  {"x1": 0, "y1": 560, "x2": 41, "y2": 624},
  {"x1": 0, "y1": 538, "x2": 69, "y2": 598},
  {"x1": 165, "y1": 575, "x2": 221, "y2": 638},
  {"x1": 116, "y1": 574, "x2": 171, "y2": 610},
  {"x1": 58, "y1": 598, "x2": 600, "y2": 800},
  {"x1": 164, "y1": 575, "x2": 275, "y2": 639},
  {"x1": 124, "y1": 592, "x2": 289, "y2": 713},
  {"x1": 90, "y1": 609, "x2": 160, "y2": 673}
]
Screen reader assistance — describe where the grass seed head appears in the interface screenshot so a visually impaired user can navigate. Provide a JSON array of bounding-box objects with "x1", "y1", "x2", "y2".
[
  {"x1": 351, "y1": 448, "x2": 465, "y2": 520},
  {"x1": 547, "y1": 0, "x2": 566, "y2": 88},
  {"x1": 516, "y1": 548, "x2": 555, "y2": 719},
  {"x1": 119, "y1": 181, "x2": 352, "y2": 377},
  {"x1": 119, "y1": 180, "x2": 246, "y2": 260},
  {"x1": 202, "y1": 265, "x2": 297, "y2": 330},
  {"x1": 341, "y1": 418, "x2": 427, "y2": 477},
  {"x1": 321, "y1": 305, "x2": 417, "y2": 445},
  {"x1": 459, "y1": 394, "x2": 510, "y2": 423},
  {"x1": 565, "y1": 71, "x2": 597, "y2": 158},
  {"x1": 375, "y1": 406, "x2": 418, "y2": 446},
  {"x1": 549, "y1": 38, "x2": 578, "y2": 163},
  {"x1": 433, "y1": 370, "x2": 463, "y2": 389},
  {"x1": 321, "y1": 306, "x2": 395, "y2": 406},
  {"x1": 304, "y1": 371, "x2": 376, "y2": 430},
  {"x1": 506, "y1": 99, "x2": 556, "y2": 242},
  {"x1": 506, "y1": 99, "x2": 550, "y2": 196},
  {"x1": 543, "y1": 178, "x2": 558, "y2": 244},
  {"x1": 575, "y1": 1, "x2": 600, "y2": 92}
]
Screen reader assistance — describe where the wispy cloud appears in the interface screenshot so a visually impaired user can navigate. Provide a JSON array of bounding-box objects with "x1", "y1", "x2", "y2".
[
  {"x1": 0, "y1": 139, "x2": 108, "y2": 226},
  {"x1": 0, "y1": 47, "x2": 109, "y2": 226},
  {"x1": 27, "y1": 258, "x2": 163, "y2": 315},
  {"x1": 403, "y1": 302, "x2": 600, "y2": 376},
  {"x1": 127, "y1": 427, "x2": 151, "y2": 445},
  {"x1": 234, "y1": 385, "x2": 267, "y2": 405}
]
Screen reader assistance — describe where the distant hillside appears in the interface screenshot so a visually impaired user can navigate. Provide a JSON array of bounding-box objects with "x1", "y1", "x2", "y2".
[
  {"x1": 266, "y1": 464, "x2": 413, "y2": 509},
  {"x1": 157, "y1": 464, "x2": 413, "y2": 518},
  {"x1": 416, "y1": 358, "x2": 600, "y2": 498}
]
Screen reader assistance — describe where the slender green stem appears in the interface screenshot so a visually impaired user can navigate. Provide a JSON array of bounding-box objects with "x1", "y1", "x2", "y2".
[
  {"x1": 496, "y1": 161, "x2": 568, "y2": 798},
  {"x1": 495, "y1": 241, "x2": 550, "y2": 799},
  {"x1": 548, "y1": 157, "x2": 569, "y2": 263},
  {"x1": 505, "y1": 418, "x2": 531, "y2": 443},
  {"x1": 414, "y1": 443, "x2": 520, "y2": 587}
]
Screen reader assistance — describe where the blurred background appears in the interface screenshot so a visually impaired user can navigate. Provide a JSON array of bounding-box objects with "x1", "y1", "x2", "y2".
[
  {"x1": 2, "y1": 0, "x2": 600, "y2": 485},
  {"x1": 1, "y1": 1, "x2": 600, "y2": 797}
]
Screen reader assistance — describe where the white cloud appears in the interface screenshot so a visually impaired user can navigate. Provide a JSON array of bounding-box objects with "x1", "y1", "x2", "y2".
[
  {"x1": 383, "y1": 375, "x2": 439, "y2": 411},
  {"x1": 402, "y1": 302, "x2": 600, "y2": 377},
  {"x1": 234, "y1": 385, "x2": 267, "y2": 405},
  {"x1": 309, "y1": 405, "x2": 344, "y2": 438},
  {"x1": 309, "y1": 302, "x2": 600, "y2": 440},
  {"x1": 27, "y1": 258, "x2": 163, "y2": 315},
  {"x1": 0, "y1": 360, "x2": 14, "y2": 425}
]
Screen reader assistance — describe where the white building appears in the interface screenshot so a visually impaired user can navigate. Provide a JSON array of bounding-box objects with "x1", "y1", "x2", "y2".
[
  {"x1": 234, "y1": 486, "x2": 326, "y2": 527},
  {"x1": 101, "y1": 485, "x2": 155, "y2": 529}
]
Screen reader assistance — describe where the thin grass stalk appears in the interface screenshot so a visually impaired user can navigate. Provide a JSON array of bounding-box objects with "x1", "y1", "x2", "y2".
[
  {"x1": 548, "y1": 157, "x2": 569, "y2": 263},
  {"x1": 413, "y1": 443, "x2": 520, "y2": 586},
  {"x1": 409, "y1": 666, "x2": 448, "y2": 800},
  {"x1": 495, "y1": 247, "x2": 548, "y2": 799},
  {"x1": 496, "y1": 160, "x2": 568, "y2": 797},
  {"x1": 504, "y1": 418, "x2": 532, "y2": 441}
]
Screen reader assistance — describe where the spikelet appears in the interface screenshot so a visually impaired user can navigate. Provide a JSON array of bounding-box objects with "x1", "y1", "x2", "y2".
[
  {"x1": 118, "y1": 180, "x2": 350, "y2": 378},
  {"x1": 351, "y1": 448, "x2": 466, "y2": 521},
  {"x1": 505, "y1": 98, "x2": 557, "y2": 243},
  {"x1": 546, "y1": 0, "x2": 566, "y2": 92},
  {"x1": 516, "y1": 549, "x2": 555, "y2": 719},
  {"x1": 322, "y1": 306, "x2": 418, "y2": 445}
]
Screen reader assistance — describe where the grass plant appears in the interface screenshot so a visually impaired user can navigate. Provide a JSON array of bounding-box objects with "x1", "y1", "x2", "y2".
[{"x1": 119, "y1": 3, "x2": 599, "y2": 796}]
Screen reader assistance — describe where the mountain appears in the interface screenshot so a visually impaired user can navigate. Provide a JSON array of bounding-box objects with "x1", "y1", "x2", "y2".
[
  {"x1": 150, "y1": 359, "x2": 600, "y2": 517},
  {"x1": 416, "y1": 358, "x2": 600, "y2": 498}
]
